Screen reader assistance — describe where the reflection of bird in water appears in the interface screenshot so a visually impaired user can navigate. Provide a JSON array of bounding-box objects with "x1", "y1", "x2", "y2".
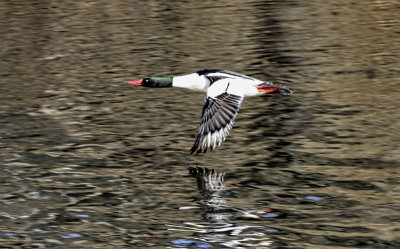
[
  {"x1": 126, "y1": 69, "x2": 292, "y2": 154},
  {"x1": 167, "y1": 167, "x2": 273, "y2": 248},
  {"x1": 189, "y1": 167, "x2": 259, "y2": 222}
]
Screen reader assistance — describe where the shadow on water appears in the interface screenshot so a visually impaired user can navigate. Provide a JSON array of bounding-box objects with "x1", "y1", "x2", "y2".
[{"x1": 0, "y1": 0, "x2": 400, "y2": 248}]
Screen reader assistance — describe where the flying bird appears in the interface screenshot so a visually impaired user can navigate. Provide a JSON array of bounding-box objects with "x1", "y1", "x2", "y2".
[{"x1": 126, "y1": 69, "x2": 292, "y2": 154}]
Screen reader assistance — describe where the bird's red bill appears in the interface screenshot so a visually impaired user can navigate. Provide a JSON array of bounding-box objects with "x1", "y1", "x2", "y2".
[
  {"x1": 256, "y1": 87, "x2": 281, "y2": 93},
  {"x1": 126, "y1": 79, "x2": 143, "y2": 86}
]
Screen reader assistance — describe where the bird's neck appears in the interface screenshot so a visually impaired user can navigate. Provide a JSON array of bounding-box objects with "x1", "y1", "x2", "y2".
[{"x1": 172, "y1": 73, "x2": 208, "y2": 91}]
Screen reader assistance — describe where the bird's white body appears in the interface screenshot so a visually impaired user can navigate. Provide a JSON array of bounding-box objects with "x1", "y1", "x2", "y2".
[{"x1": 172, "y1": 71, "x2": 264, "y2": 97}]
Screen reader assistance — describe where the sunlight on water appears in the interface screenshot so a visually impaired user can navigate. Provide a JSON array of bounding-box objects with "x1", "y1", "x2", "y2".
[{"x1": 0, "y1": 0, "x2": 399, "y2": 248}]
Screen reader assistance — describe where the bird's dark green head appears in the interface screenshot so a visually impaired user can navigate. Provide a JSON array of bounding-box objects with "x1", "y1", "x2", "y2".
[{"x1": 126, "y1": 77, "x2": 173, "y2": 88}]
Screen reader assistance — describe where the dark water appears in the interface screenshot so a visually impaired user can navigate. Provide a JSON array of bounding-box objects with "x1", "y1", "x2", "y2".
[{"x1": 1, "y1": 0, "x2": 400, "y2": 248}]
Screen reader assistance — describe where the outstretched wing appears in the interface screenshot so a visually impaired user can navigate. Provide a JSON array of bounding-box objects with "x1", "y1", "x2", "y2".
[{"x1": 190, "y1": 92, "x2": 244, "y2": 154}]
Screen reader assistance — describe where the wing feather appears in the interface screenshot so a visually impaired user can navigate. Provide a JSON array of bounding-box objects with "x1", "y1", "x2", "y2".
[{"x1": 189, "y1": 92, "x2": 244, "y2": 154}]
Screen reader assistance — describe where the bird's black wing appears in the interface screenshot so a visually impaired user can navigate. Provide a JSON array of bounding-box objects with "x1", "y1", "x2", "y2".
[{"x1": 190, "y1": 92, "x2": 244, "y2": 154}]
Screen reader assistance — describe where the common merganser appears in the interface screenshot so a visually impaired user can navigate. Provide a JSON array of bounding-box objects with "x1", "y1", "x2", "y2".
[{"x1": 126, "y1": 69, "x2": 292, "y2": 154}]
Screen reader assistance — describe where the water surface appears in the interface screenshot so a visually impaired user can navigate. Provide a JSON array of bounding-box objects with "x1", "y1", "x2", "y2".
[{"x1": 1, "y1": 0, "x2": 399, "y2": 248}]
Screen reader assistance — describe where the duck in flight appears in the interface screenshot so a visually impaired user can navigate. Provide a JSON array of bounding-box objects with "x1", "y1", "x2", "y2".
[{"x1": 126, "y1": 69, "x2": 292, "y2": 154}]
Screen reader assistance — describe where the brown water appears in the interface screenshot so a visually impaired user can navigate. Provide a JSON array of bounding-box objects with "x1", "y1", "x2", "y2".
[{"x1": 1, "y1": 0, "x2": 400, "y2": 248}]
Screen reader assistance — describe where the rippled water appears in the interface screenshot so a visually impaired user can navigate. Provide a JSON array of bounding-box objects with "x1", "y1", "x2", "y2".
[{"x1": 1, "y1": 0, "x2": 400, "y2": 248}]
